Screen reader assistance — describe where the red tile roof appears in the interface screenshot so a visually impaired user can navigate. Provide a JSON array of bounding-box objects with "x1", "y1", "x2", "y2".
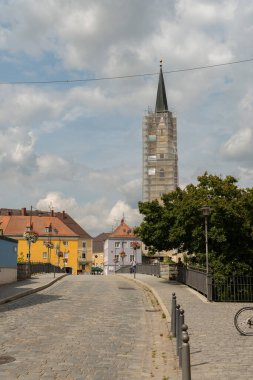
[
  {"x1": 0, "y1": 208, "x2": 92, "y2": 239},
  {"x1": 0, "y1": 215, "x2": 78, "y2": 237},
  {"x1": 109, "y1": 219, "x2": 137, "y2": 238},
  {"x1": 55, "y1": 212, "x2": 92, "y2": 239}
]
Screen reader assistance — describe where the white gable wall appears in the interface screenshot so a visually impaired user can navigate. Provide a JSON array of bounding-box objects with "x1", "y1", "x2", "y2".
[{"x1": 104, "y1": 237, "x2": 142, "y2": 275}]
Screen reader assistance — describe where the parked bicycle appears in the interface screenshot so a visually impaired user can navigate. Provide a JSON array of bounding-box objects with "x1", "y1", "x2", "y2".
[{"x1": 234, "y1": 307, "x2": 253, "y2": 335}]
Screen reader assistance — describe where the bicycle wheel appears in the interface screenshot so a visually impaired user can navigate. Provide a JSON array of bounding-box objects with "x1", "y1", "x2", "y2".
[{"x1": 234, "y1": 307, "x2": 253, "y2": 336}]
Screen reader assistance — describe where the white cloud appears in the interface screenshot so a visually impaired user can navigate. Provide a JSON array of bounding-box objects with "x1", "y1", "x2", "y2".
[
  {"x1": 117, "y1": 179, "x2": 142, "y2": 208},
  {"x1": 36, "y1": 192, "x2": 77, "y2": 211},
  {"x1": 0, "y1": 127, "x2": 36, "y2": 172},
  {"x1": 36, "y1": 155, "x2": 75, "y2": 179},
  {"x1": 176, "y1": 0, "x2": 236, "y2": 25},
  {"x1": 0, "y1": 86, "x2": 66, "y2": 129},
  {"x1": 106, "y1": 200, "x2": 142, "y2": 231},
  {"x1": 221, "y1": 90, "x2": 253, "y2": 162},
  {"x1": 36, "y1": 193, "x2": 141, "y2": 236},
  {"x1": 221, "y1": 128, "x2": 253, "y2": 160},
  {"x1": 238, "y1": 167, "x2": 253, "y2": 182},
  {"x1": 0, "y1": 0, "x2": 253, "y2": 232}
]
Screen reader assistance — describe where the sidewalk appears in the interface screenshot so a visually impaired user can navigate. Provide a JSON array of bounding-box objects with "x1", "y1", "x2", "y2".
[
  {"x1": 0, "y1": 273, "x2": 67, "y2": 305},
  {"x1": 120, "y1": 273, "x2": 253, "y2": 380}
]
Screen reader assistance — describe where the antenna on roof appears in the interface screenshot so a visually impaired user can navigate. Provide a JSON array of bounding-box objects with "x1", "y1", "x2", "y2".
[
  {"x1": 112, "y1": 218, "x2": 120, "y2": 230},
  {"x1": 49, "y1": 202, "x2": 54, "y2": 212},
  {"x1": 120, "y1": 213, "x2": 128, "y2": 224}
]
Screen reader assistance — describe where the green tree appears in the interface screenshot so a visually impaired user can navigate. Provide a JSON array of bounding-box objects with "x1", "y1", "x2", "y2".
[
  {"x1": 135, "y1": 200, "x2": 172, "y2": 253},
  {"x1": 137, "y1": 173, "x2": 253, "y2": 275}
]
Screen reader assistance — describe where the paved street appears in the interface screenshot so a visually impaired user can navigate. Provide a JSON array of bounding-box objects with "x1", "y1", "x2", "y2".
[
  {"x1": 0, "y1": 275, "x2": 179, "y2": 380},
  {"x1": 126, "y1": 274, "x2": 253, "y2": 380}
]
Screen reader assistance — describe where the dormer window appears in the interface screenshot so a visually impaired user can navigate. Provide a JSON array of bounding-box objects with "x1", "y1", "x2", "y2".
[{"x1": 45, "y1": 224, "x2": 52, "y2": 233}]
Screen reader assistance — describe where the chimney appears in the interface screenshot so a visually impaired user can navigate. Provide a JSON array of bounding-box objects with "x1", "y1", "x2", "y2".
[
  {"x1": 21, "y1": 208, "x2": 27, "y2": 216},
  {"x1": 62, "y1": 211, "x2": 66, "y2": 219},
  {"x1": 51, "y1": 209, "x2": 54, "y2": 217}
]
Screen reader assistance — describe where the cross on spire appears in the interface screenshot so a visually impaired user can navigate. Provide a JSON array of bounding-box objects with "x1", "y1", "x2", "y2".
[{"x1": 155, "y1": 59, "x2": 168, "y2": 113}]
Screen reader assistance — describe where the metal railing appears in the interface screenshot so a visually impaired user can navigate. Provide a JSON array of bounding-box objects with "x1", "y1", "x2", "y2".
[
  {"x1": 17, "y1": 262, "x2": 64, "y2": 280},
  {"x1": 116, "y1": 263, "x2": 160, "y2": 277},
  {"x1": 212, "y1": 276, "x2": 253, "y2": 302},
  {"x1": 175, "y1": 265, "x2": 253, "y2": 302},
  {"x1": 176, "y1": 266, "x2": 211, "y2": 299}
]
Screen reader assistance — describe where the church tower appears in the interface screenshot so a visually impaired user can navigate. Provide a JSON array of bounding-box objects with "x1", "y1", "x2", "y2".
[{"x1": 142, "y1": 61, "x2": 178, "y2": 202}]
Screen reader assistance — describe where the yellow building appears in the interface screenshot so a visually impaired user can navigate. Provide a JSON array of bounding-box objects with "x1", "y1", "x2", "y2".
[
  {"x1": 0, "y1": 208, "x2": 93, "y2": 275},
  {"x1": 92, "y1": 232, "x2": 110, "y2": 269}
]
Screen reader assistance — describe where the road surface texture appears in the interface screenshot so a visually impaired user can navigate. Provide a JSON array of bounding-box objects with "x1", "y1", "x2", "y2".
[
  {"x1": 125, "y1": 273, "x2": 253, "y2": 380},
  {"x1": 0, "y1": 275, "x2": 179, "y2": 380}
]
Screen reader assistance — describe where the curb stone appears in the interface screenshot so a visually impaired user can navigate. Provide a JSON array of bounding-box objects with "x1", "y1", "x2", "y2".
[{"x1": 118, "y1": 273, "x2": 180, "y2": 376}]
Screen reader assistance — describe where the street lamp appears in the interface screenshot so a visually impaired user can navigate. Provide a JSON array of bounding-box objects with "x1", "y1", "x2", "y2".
[
  {"x1": 44, "y1": 223, "x2": 54, "y2": 269},
  {"x1": 130, "y1": 241, "x2": 140, "y2": 279},
  {"x1": 199, "y1": 205, "x2": 211, "y2": 300},
  {"x1": 113, "y1": 247, "x2": 118, "y2": 274},
  {"x1": 199, "y1": 206, "x2": 211, "y2": 274},
  {"x1": 113, "y1": 257, "x2": 119, "y2": 273},
  {"x1": 23, "y1": 206, "x2": 38, "y2": 273},
  {"x1": 27, "y1": 205, "x2": 33, "y2": 264}
]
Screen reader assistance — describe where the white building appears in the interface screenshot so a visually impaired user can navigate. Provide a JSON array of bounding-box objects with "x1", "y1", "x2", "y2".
[{"x1": 104, "y1": 219, "x2": 142, "y2": 275}]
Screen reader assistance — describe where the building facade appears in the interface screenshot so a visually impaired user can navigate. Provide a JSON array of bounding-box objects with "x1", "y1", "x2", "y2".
[
  {"x1": 0, "y1": 235, "x2": 18, "y2": 284},
  {"x1": 92, "y1": 232, "x2": 110, "y2": 269},
  {"x1": 0, "y1": 208, "x2": 92, "y2": 275},
  {"x1": 104, "y1": 219, "x2": 142, "y2": 275},
  {"x1": 142, "y1": 62, "x2": 178, "y2": 202}
]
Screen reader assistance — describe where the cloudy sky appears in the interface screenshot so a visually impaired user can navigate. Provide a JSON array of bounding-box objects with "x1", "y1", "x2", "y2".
[{"x1": 0, "y1": 0, "x2": 253, "y2": 236}]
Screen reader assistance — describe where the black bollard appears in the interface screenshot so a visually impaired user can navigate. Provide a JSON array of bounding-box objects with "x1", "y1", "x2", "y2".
[
  {"x1": 176, "y1": 304, "x2": 180, "y2": 355},
  {"x1": 182, "y1": 324, "x2": 191, "y2": 380},
  {"x1": 171, "y1": 293, "x2": 177, "y2": 337},
  {"x1": 179, "y1": 308, "x2": 185, "y2": 368}
]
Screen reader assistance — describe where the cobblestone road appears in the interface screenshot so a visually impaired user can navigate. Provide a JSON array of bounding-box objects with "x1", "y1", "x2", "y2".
[
  {"x1": 129, "y1": 274, "x2": 253, "y2": 380},
  {"x1": 0, "y1": 275, "x2": 179, "y2": 380}
]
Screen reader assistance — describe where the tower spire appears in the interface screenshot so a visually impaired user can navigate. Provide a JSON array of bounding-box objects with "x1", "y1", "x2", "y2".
[{"x1": 155, "y1": 59, "x2": 168, "y2": 113}]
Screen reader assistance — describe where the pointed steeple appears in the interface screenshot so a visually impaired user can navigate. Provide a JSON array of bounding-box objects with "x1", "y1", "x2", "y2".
[{"x1": 155, "y1": 59, "x2": 168, "y2": 113}]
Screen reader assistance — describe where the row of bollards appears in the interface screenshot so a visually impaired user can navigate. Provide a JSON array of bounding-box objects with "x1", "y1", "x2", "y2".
[{"x1": 171, "y1": 292, "x2": 191, "y2": 380}]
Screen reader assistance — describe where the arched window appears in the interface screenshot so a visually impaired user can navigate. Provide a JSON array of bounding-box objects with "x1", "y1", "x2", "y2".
[{"x1": 159, "y1": 168, "x2": 165, "y2": 178}]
